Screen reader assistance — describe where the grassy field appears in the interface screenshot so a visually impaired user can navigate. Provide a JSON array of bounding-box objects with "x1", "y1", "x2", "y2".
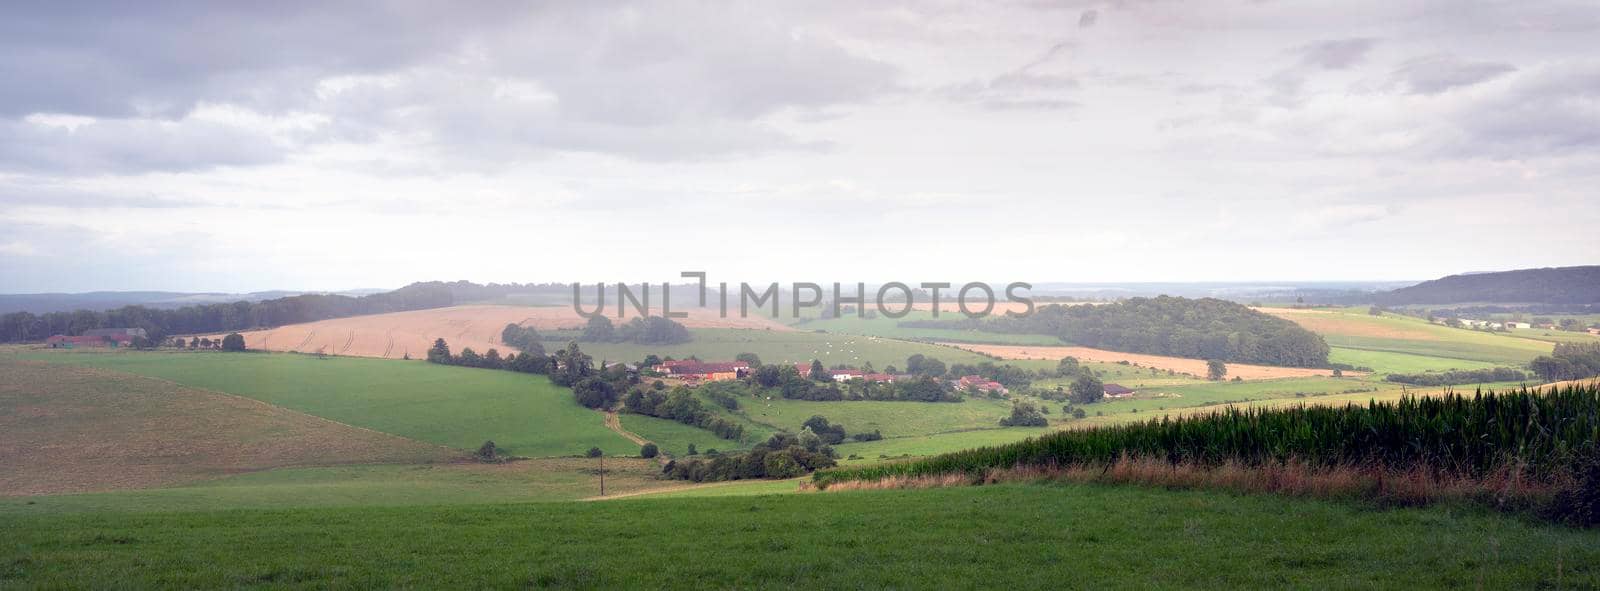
[
  {"x1": 19, "y1": 350, "x2": 636, "y2": 457},
  {"x1": 619, "y1": 414, "x2": 741, "y2": 456},
  {"x1": 1328, "y1": 346, "x2": 1502, "y2": 374},
  {"x1": 736, "y1": 396, "x2": 1016, "y2": 439},
  {"x1": 0, "y1": 458, "x2": 670, "y2": 515},
  {"x1": 3, "y1": 483, "x2": 1595, "y2": 588},
  {"x1": 834, "y1": 428, "x2": 1048, "y2": 463},
  {"x1": 1265, "y1": 308, "x2": 1553, "y2": 364},
  {"x1": 0, "y1": 358, "x2": 452, "y2": 495},
  {"x1": 560, "y1": 328, "x2": 991, "y2": 369}
]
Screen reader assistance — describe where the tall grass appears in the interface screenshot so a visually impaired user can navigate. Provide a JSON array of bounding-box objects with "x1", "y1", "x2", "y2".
[{"x1": 814, "y1": 383, "x2": 1600, "y2": 489}]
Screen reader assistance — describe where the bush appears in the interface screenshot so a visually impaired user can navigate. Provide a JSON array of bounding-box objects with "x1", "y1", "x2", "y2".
[
  {"x1": 220, "y1": 332, "x2": 246, "y2": 352},
  {"x1": 476, "y1": 440, "x2": 500, "y2": 462},
  {"x1": 586, "y1": 447, "x2": 603, "y2": 458},
  {"x1": 640, "y1": 443, "x2": 659, "y2": 458}
]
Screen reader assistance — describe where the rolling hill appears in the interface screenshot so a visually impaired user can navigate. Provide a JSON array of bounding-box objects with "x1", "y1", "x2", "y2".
[{"x1": 1374, "y1": 265, "x2": 1600, "y2": 306}]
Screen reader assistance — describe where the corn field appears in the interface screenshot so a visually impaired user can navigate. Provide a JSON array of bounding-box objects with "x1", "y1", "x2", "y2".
[{"x1": 815, "y1": 383, "x2": 1600, "y2": 488}]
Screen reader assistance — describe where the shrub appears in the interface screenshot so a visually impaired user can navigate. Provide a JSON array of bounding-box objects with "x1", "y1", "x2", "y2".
[
  {"x1": 640, "y1": 443, "x2": 659, "y2": 459},
  {"x1": 586, "y1": 447, "x2": 603, "y2": 458},
  {"x1": 475, "y1": 440, "x2": 500, "y2": 462},
  {"x1": 220, "y1": 332, "x2": 246, "y2": 352}
]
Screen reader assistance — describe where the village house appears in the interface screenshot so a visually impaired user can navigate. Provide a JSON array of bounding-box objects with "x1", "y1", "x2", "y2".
[
  {"x1": 789, "y1": 364, "x2": 899, "y2": 383},
  {"x1": 658, "y1": 360, "x2": 750, "y2": 382},
  {"x1": 955, "y1": 374, "x2": 1007, "y2": 395}
]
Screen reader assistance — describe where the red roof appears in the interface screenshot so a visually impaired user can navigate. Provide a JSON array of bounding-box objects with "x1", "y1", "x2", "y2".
[{"x1": 664, "y1": 361, "x2": 749, "y2": 375}]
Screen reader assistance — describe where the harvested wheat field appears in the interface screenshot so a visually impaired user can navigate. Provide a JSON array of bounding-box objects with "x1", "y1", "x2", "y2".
[
  {"x1": 0, "y1": 359, "x2": 452, "y2": 496},
  {"x1": 938, "y1": 343, "x2": 1348, "y2": 380},
  {"x1": 207, "y1": 304, "x2": 792, "y2": 360},
  {"x1": 1258, "y1": 307, "x2": 1438, "y2": 340}
]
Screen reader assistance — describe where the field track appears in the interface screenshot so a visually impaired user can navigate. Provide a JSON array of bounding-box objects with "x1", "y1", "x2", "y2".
[{"x1": 939, "y1": 342, "x2": 1347, "y2": 380}]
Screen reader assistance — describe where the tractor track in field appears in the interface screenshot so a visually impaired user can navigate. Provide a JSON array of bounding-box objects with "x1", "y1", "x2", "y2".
[
  {"x1": 603, "y1": 411, "x2": 668, "y2": 465},
  {"x1": 337, "y1": 330, "x2": 356, "y2": 355},
  {"x1": 290, "y1": 330, "x2": 317, "y2": 353}
]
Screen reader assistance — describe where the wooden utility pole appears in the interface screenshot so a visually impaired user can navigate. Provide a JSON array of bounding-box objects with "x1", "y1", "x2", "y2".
[{"x1": 599, "y1": 452, "x2": 605, "y2": 497}]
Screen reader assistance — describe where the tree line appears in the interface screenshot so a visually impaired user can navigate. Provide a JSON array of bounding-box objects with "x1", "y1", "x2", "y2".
[
  {"x1": 1385, "y1": 367, "x2": 1528, "y2": 387},
  {"x1": 0, "y1": 282, "x2": 460, "y2": 344},
  {"x1": 579, "y1": 315, "x2": 692, "y2": 345},
  {"x1": 662, "y1": 431, "x2": 838, "y2": 482},
  {"x1": 901, "y1": 296, "x2": 1331, "y2": 367},
  {"x1": 1531, "y1": 343, "x2": 1600, "y2": 382}
]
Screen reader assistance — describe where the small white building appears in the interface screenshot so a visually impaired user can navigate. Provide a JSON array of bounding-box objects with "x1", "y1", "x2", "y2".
[{"x1": 1505, "y1": 322, "x2": 1531, "y2": 330}]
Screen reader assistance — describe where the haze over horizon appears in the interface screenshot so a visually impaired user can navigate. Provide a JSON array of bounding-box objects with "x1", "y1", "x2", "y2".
[{"x1": 3, "y1": 1, "x2": 1598, "y2": 293}]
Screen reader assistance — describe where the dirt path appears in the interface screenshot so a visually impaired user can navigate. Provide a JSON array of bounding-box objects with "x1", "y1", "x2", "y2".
[{"x1": 603, "y1": 410, "x2": 670, "y2": 465}]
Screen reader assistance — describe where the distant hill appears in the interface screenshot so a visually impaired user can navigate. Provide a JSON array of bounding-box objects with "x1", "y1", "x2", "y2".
[
  {"x1": 1374, "y1": 266, "x2": 1600, "y2": 306},
  {"x1": 0, "y1": 289, "x2": 388, "y2": 315}
]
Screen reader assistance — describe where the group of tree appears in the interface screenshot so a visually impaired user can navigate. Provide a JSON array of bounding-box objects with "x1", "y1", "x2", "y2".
[
  {"x1": 622, "y1": 386, "x2": 745, "y2": 441},
  {"x1": 661, "y1": 431, "x2": 838, "y2": 482},
  {"x1": 800, "y1": 415, "x2": 879, "y2": 443},
  {"x1": 1385, "y1": 367, "x2": 1529, "y2": 387},
  {"x1": 579, "y1": 316, "x2": 691, "y2": 345},
  {"x1": 1530, "y1": 343, "x2": 1600, "y2": 382},
  {"x1": 425, "y1": 337, "x2": 553, "y2": 375},
  {"x1": 999, "y1": 401, "x2": 1049, "y2": 427},
  {"x1": 499, "y1": 323, "x2": 545, "y2": 355},
  {"x1": 901, "y1": 296, "x2": 1332, "y2": 367},
  {"x1": 740, "y1": 361, "x2": 961, "y2": 403}
]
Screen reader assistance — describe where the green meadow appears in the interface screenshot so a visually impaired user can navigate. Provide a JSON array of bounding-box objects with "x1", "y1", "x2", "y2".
[
  {"x1": 21, "y1": 350, "x2": 636, "y2": 457},
  {"x1": 4, "y1": 484, "x2": 1595, "y2": 588},
  {"x1": 619, "y1": 414, "x2": 741, "y2": 457},
  {"x1": 736, "y1": 396, "x2": 1016, "y2": 439}
]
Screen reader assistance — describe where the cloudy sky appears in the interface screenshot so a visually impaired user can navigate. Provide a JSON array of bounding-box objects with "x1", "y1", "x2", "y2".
[{"x1": 3, "y1": 1, "x2": 1597, "y2": 293}]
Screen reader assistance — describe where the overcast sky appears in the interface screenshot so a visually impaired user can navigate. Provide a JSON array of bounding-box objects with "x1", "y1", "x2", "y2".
[{"x1": 2, "y1": 1, "x2": 1597, "y2": 293}]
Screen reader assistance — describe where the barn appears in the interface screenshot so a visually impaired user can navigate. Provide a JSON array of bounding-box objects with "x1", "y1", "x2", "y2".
[{"x1": 1103, "y1": 383, "x2": 1136, "y2": 398}]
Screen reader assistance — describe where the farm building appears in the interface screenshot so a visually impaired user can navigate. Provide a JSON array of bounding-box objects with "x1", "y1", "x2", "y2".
[
  {"x1": 45, "y1": 333, "x2": 133, "y2": 348},
  {"x1": 1505, "y1": 322, "x2": 1532, "y2": 330},
  {"x1": 1103, "y1": 383, "x2": 1136, "y2": 398},
  {"x1": 955, "y1": 375, "x2": 1007, "y2": 395},
  {"x1": 83, "y1": 327, "x2": 147, "y2": 339},
  {"x1": 789, "y1": 365, "x2": 897, "y2": 383},
  {"x1": 659, "y1": 360, "x2": 749, "y2": 382}
]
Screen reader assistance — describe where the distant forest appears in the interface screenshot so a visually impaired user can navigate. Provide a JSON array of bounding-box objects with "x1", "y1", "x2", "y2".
[
  {"x1": 1374, "y1": 266, "x2": 1600, "y2": 306},
  {"x1": 0, "y1": 281, "x2": 554, "y2": 344},
  {"x1": 903, "y1": 296, "x2": 1331, "y2": 367}
]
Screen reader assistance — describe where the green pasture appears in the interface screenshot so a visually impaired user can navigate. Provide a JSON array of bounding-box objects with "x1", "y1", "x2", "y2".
[
  {"x1": 4, "y1": 484, "x2": 1595, "y2": 588},
  {"x1": 20, "y1": 350, "x2": 635, "y2": 457}
]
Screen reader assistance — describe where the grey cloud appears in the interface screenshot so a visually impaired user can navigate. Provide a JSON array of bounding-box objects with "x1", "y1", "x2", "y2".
[
  {"x1": 0, "y1": 2, "x2": 898, "y2": 166},
  {"x1": 1441, "y1": 60, "x2": 1600, "y2": 158},
  {"x1": 1295, "y1": 38, "x2": 1379, "y2": 70},
  {"x1": 0, "y1": 117, "x2": 283, "y2": 174},
  {"x1": 0, "y1": 1, "x2": 512, "y2": 119},
  {"x1": 1078, "y1": 10, "x2": 1099, "y2": 28},
  {"x1": 1390, "y1": 55, "x2": 1516, "y2": 94}
]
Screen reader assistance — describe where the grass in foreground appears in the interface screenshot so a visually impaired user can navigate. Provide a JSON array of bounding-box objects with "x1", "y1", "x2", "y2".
[
  {"x1": 2, "y1": 484, "x2": 1595, "y2": 588},
  {"x1": 20, "y1": 350, "x2": 636, "y2": 457}
]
